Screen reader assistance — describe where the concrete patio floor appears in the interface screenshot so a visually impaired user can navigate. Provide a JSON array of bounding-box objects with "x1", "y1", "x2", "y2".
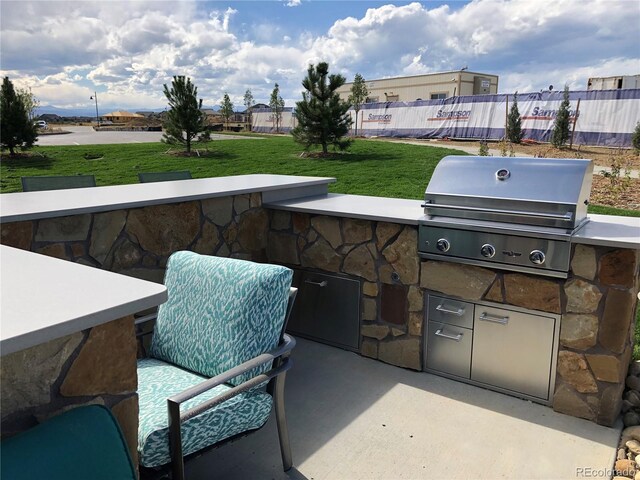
[{"x1": 188, "y1": 338, "x2": 621, "y2": 480}]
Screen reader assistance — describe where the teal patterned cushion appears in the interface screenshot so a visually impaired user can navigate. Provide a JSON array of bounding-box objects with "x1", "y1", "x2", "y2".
[
  {"x1": 137, "y1": 358, "x2": 273, "y2": 468},
  {"x1": 150, "y1": 251, "x2": 293, "y2": 386}
]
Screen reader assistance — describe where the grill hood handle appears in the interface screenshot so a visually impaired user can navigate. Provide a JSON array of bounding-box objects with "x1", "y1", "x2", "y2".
[{"x1": 421, "y1": 202, "x2": 573, "y2": 221}]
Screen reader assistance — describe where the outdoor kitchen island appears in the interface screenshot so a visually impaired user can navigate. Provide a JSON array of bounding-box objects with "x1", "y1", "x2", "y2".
[
  {"x1": 265, "y1": 185, "x2": 640, "y2": 427},
  {"x1": 1, "y1": 171, "x2": 638, "y2": 429}
]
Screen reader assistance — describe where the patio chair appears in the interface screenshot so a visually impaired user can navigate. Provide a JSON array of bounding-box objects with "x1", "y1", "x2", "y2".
[
  {"x1": 137, "y1": 251, "x2": 297, "y2": 480},
  {"x1": 21, "y1": 174, "x2": 96, "y2": 192},
  {"x1": 0, "y1": 405, "x2": 137, "y2": 480},
  {"x1": 138, "y1": 171, "x2": 192, "y2": 183}
]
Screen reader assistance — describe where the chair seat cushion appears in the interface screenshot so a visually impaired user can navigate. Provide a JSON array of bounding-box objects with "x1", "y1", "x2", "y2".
[
  {"x1": 137, "y1": 358, "x2": 273, "y2": 468},
  {"x1": 1, "y1": 405, "x2": 136, "y2": 480}
]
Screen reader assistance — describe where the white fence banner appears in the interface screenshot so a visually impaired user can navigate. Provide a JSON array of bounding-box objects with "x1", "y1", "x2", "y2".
[{"x1": 252, "y1": 90, "x2": 640, "y2": 147}]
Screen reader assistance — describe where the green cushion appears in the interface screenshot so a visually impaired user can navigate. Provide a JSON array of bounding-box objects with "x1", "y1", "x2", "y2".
[
  {"x1": 150, "y1": 251, "x2": 293, "y2": 386},
  {"x1": 137, "y1": 358, "x2": 273, "y2": 468},
  {"x1": 0, "y1": 405, "x2": 136, "y2": 480}
]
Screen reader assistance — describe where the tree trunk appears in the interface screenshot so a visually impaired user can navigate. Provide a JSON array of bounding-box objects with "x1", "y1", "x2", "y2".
[
  {"x1": 322, "y1": 141, "x2": 328, "y2": 154},
  {"x1": 355, "y1": 110, "x2": 358, "y2": 136},
  {"x1": 186, "y1": 134, "x2": 191, "y2": 153}
]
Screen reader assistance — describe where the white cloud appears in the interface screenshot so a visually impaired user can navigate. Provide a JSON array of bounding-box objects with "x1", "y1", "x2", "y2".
[
  {"x1": 285, "y1": 0, "x2": 301, "y2": 7},
  {"x1": 0, "y1": 0, "x2": 637, "y2": 111}
]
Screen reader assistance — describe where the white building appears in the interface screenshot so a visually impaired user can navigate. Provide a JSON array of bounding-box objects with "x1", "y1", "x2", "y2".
[
  {"x1": 337, "y1": 70, "x2": 499, "y2": 103},
  {"x1": 587, "y1": 75, "x2": 640, "y2": 90}
]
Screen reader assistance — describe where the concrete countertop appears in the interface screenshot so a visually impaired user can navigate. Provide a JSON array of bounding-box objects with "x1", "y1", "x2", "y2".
[
  {"x1": 0, "y1": 246, "x2": 168, "y2": 356},
  {"x1": 266, "y1": 193, "x2": 640, "y2": 249},
  {"x1": 0, "y1": 174, "x2": 336, "y2": 222},
  {"x1": 265, "y1": 193, "x2": 423, "y2": 226},
  {"x1": 572, "y1": 214, "x2": 640, "y2": 249}
]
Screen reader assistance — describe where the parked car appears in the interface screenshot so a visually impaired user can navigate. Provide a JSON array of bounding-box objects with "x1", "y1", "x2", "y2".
[{"x1": 34, "y1": 120, "x2": 48, "y2": 130}]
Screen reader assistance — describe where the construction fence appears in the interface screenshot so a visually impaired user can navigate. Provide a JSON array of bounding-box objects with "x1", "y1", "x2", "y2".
[{"x1": 252, "y1": 89, "x2": 640, "y2": 147}]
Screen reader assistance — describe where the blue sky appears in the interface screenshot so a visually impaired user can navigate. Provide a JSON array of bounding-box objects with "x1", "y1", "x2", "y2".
[{"x1": 0, "y1": 0, "x2": 638, "y2": 112}]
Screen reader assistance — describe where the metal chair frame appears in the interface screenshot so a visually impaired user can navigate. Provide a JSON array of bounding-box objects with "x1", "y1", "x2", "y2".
[
  {"x1": 137, "y1": 171, "x2": 192, "y2": 183},
  {"x1": 137, "y1": 288, "x2": 297, "y2": 480},
  {"x1": 21, "y1": 174, "x2": 96, "y2": 192}
]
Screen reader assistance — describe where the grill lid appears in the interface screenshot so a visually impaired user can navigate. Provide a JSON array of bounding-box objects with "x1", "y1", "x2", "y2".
[{"x1": 424, "y1": 156, "x2": 593, "y2": 230}]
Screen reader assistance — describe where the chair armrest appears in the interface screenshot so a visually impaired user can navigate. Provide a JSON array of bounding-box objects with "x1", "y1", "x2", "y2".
[
  {"x1": 168, "y1": 333, "x2": 296, "y2": 409},
  {"x1": 163, "y1": 333, "x2": 296, "y2": 480}
]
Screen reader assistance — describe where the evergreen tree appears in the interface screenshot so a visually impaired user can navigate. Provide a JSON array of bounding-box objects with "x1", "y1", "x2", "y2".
[
  {"x1": 162, "y1": 76, "x2": 206, "y2": 153},
  {"x1": 220, "y1": 93, "x2": 234, "y2": 131},
  {"x1": 506, "y1": 92, "x2": 523, "y2": 144},
  {"x1": 269, "y1": 83, "x2": 285, "y2": 133},
  {"x1": 292, "y1": 62, "x2": 352, "y2": 154},
  {"x1": 348, "y1": 73, "x2": 368, "y2": 136},
  {"x1": 632, "y1": 122, "x2": 640, "y2": 154},
  {"x1": 551, "y1": 85, "x2": 571, "y2": 148},
  {"x1": 0, "y1": 77, "x2": 37, "y2": 156},
  {"x1": 243, "y1": 89, "x2": 254, "y2": 131}
]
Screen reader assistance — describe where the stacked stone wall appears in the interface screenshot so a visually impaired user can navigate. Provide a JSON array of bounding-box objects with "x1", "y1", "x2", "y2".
[
  {"x1": 0, "y1": 193, "x2": 266, "y2": 458},
  {"x1": 0, "y1": 317, "x2": 139, "y2": 462},
  {"x1": 267, "y1": 211, "x2": 423, "y2": 369}
]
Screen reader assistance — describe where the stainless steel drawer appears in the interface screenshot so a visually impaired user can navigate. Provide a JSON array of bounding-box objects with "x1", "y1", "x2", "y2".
[
  {"x1": 471, "y1": 305, "x2": 556, "y2": 400},
  {"x1": 426, "y1": 322, "x2": 472, "y2": 379},
  {"x1": 428, "y1": 295, "x2": 474, "y2": 329}
]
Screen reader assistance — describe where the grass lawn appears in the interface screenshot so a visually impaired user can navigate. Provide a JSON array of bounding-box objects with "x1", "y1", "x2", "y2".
[
  {"x1": 1, "y1": 135, "x2": 463, "y2": 198},
  {"x1": 1, "y1": 134, "x2": 639, "y2": 219}
]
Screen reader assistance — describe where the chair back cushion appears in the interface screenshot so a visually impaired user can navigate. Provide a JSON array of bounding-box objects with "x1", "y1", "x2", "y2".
[{"x1": 150, "y1": 251, "x2": 292, "y2": 385}]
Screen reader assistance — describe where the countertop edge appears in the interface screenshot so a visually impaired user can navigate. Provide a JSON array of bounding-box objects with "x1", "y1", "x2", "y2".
[
  {"x1": 1, "y1": 175, "x2": 337, "y2": 223},
  {"x1": 0, "y1": 288, "x2": 168, "y2": 356}
]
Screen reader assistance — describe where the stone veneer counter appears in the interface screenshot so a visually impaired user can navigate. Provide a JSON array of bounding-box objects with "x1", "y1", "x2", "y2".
[
  {"x1": 0, "y1": 245, "x2": 167, "y2": 355},
  {"x1": 266, "y1": 194, "x2": 640, "y2": 248},
  {"x1": 0, "y1": 174, "x2": 336, "y2": 222}
]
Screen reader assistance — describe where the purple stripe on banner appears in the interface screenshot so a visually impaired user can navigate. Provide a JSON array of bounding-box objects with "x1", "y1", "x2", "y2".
[
  {"x1": 251, "y1": 127, "x2": 293, "y2": 133},
  {"x1": 358, "y1": 128, "x2": 632, "y2": 147},
  {"x1": 357, "y1": 88, "x2": 640, "y2": 109}
]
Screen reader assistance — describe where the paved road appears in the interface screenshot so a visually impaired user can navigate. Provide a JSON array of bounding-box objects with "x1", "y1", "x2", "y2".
[{"x1": 36, "y1": 126, "x2": 260, "y2": 146}]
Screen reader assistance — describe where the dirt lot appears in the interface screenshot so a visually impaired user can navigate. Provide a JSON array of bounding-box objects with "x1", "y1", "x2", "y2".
[{"x1": 431, "y1": 139, "x2": 640, "y2": 169}]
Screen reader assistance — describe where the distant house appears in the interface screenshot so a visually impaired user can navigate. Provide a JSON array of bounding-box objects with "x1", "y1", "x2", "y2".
[{"x1": 102, "y1": 111, "x2": 145, "y2": 122}]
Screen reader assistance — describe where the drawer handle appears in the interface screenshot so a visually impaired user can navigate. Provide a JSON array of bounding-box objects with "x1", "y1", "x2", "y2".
[
  {"x1": 479, "y1": 312, "x2": 509, "y2": 325},
  {"x1": 435, "y1": 303, "x2": 465, "y2": 316},
  {"x1": 305, "y1": 280, "x2": 327, "y2": 287},
  {"x1": 434, "y1": 329, "x2": 463, "y2": 342}
]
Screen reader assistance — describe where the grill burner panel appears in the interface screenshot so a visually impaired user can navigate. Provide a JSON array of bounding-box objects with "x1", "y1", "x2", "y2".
[{"x1": 418, "y1": 225, "x2": 571, "y2": 278}]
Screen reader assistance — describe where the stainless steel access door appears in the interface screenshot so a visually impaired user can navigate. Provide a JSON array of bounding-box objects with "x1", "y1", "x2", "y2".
[
  {"x1": 287, "y1": 270, "x2": 361, "y2": 351},
  {"x1": 471, "y1": 305, "x2": 557, "y2": 401}
]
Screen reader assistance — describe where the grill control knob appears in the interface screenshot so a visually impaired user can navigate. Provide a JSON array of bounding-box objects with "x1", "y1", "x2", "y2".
[
  {"x1": 436, "y1": 238, "x2": 450, "y2": 253},
  {"x1": 529, "y1": 250, "x2": 546, "y2": 265},
  {"x1": 480, "y1": 244, "x2": 496, "y2": 258}
]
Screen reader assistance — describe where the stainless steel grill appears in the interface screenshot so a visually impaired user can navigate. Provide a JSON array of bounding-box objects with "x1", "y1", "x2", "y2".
[{"x1": 418, "y1": 156, "x2": 594, "y2": 278}]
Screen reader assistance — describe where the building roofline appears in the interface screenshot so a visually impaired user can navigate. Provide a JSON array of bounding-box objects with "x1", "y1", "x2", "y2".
[{"x1": 340, "y1": 70, "x2": 498, "y2": 86}]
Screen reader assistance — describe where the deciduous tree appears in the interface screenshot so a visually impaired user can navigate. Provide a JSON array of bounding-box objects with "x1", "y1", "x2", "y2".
[
  {"x1": 291, "y1": 62, "x2": 352, "y2": 154},
  {"x1": 243, "y1": 89, "x2": 254, "y2": 131},
  {"x1": 162, "y1": 76, "x2": 207, "y2": 153},
  {"x1": 269, "y1": 83, "x2": 285, "y2": 133},
  {"x1": 551, "y1": 85, "x2": 571, "y2": 148},
  {"x1": 0, "y1": 77, "x2": 37, "y2": 156},
  {"x1": 220, "y1": 93, "x2": 234, "y2": 131},
  {"x1": 348, "y1": 73, "x2": 368, "y2": 136}
]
